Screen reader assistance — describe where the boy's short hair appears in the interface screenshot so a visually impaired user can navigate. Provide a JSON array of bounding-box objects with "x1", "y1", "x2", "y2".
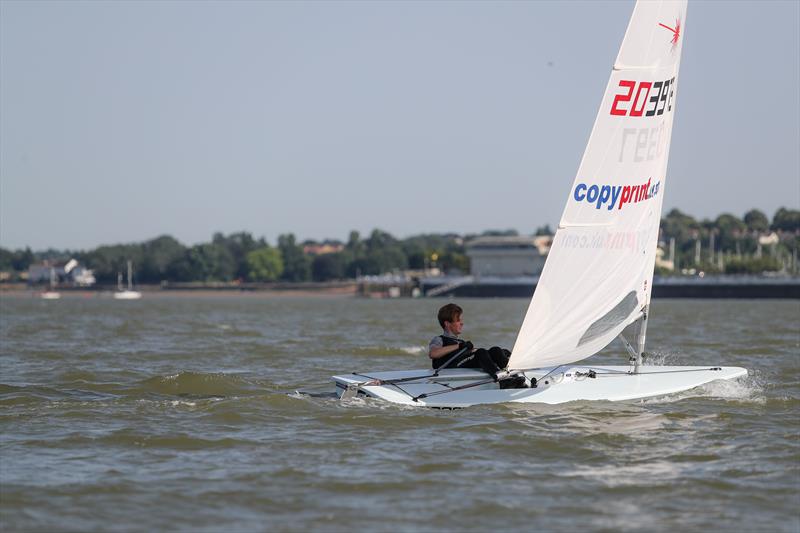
[{"x1": 437, "y1": 303, "x2": 463, "y2": 329}]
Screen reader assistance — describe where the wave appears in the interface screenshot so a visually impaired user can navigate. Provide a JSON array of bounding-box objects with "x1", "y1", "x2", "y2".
[
  {"x1": 348, "y1": 346, "x2": 426, "y2": 357},
  {"x1": 0, "y1": 371, "x2": 281, "y2": 408},
  {"x1": 641, "y1": 372, "x2": 767, "y2": 405},
  {"x1": 40, "y1": 429, "x2": 257, "y2": 450},
  {"x1": 138, "y1": 371, "x2": 266, "y2": 397}
]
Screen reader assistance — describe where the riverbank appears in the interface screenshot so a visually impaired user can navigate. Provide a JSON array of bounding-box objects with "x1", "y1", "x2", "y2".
[
  {"x1": 0, "y1": 282, "x2": 358, "y2": 298},
  {"x1": 419, "y1": 275, "x2": 800, "y2": 299},
  {"x1": 5, "y1": 274, "x2": 800, "y2": 299}
]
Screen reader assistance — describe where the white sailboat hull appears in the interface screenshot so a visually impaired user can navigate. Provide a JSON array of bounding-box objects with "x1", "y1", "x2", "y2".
[
  {"x1": 113, "y1": 290, "x2": 142, "y2": 300},
  {"x1": 332, "y1": 365, "x2": 747, "y2": 408}
]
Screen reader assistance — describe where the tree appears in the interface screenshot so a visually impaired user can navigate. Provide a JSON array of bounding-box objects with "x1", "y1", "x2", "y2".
[
  {"x1": 661, "y1": 209, "x2": 700, "y2": 242},
  {"x1": 181, "y1": 243, "x2": 236, "y2": 281},
  {"x1": 278, "y1": 234, "x2": 310, "y2": 282},
  {"x1": 0, "y1": 248, "x2": 13, "y2": 271},
  {"x1": 11, "y1": 247, "x2": 34, "y2": 271},
  {"x1": 743, "y1": 209, "x2": 769, "y2": 233},
  {"x1": 365, "y1": 229, "x2": 397, "y2": 251},
  {"x1": 311, "y1": 252, "x2": 345, "y2": 281},
  {"x1": 213, "y1": 232, "x2": 264, "y2": 279},
  {"x1": 402, "y1": 243, "x2": 426, "y2": 269},
  {"x1": 81, "y1": 243, "x2": 144, "y2": 283},
  {"x1": 139, "y1": 235, "x2": 186, "y2": 282},
  {"x1": 772, "y1": 208, "x2": 800, "y2": 232},
  {"x1": 481, "y1": 229, "x2": 519, "y2": 237},
  {"x1": 715, "y1": 213, "x2": 747, "y2": 252},
  {"x1": 346, "y1": 256, "x2": 381, "y2": 277},
  {"x1": 724, "y1": 255, "x2": 781, "y2": 274},
  {"x1": 246, "y1": 247, "x2": 283, "y2": 281}
]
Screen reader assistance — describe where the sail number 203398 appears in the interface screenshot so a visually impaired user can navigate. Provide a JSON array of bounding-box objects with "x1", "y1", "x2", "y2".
[{"x1": 610, "y1": 78, "x2": 675, "y2": 117}]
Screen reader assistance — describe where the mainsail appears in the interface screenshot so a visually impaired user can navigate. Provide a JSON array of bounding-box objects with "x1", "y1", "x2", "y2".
[{"x1": 509, "y1": 0, "x2": 687, "y2": 370}]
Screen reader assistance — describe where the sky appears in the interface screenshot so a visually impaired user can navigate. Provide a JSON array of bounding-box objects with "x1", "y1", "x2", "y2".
[{"x1": 1, "y1": 0, "x2": 798, "y2": 251}]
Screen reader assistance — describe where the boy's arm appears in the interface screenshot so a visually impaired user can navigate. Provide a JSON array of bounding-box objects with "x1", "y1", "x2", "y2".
[{"x1": 429, "y1": 343, "x2": 463, "y2": 360}]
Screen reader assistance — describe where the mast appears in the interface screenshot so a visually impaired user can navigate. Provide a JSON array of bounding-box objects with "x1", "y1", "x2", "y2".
[
  {"x1": 127, "y1": 261, "x2": 133, "y2": 290},
  {"x1": 634, "y1": 307, "x2": 648, "y2": 374}
]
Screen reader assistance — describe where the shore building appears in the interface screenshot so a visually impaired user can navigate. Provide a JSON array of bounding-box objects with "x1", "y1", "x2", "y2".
[{"x1": 466, "y1": 236, "x2": 551, "y2": 277}]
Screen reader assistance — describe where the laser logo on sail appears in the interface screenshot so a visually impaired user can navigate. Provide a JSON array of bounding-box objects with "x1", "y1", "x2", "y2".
[
  {"x1": 658, "y1": 18, "x2": 681, "y2": 47},
  {"x1": 573, "y1": 178, "x2": 660, "y2": 210}
]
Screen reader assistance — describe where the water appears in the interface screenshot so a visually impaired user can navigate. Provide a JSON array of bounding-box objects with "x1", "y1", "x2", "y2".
[{"x1": 1, "y1": 294, "x2": 798, "y2": 532}]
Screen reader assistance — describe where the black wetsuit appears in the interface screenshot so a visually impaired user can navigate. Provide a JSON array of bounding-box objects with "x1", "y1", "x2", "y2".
[{"x1": 432, "y1": 335, "x2": 510, "y2": 376}]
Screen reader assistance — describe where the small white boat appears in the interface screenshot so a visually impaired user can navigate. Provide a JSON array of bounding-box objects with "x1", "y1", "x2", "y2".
[
  {"x1": 334, "y1": 366, "x2": 748, "y2": 408},
  {"x1": 40, "y1": 267, "x2": 61, "y2": 300},
  {"x1": 113, "y1": 261, "x2": 142, "y2": 300},
  {"x1": 333, "y1": 0, "x2": 748, "y2": 407}
]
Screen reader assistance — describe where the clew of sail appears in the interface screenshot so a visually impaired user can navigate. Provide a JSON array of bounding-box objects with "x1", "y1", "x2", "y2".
[{"x1": 509, "y1": 0, "x2": 687, "y2": 371}]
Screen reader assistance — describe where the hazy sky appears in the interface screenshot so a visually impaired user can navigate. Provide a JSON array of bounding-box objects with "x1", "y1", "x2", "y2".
[{"x1": 1, "y1": 0, "x2": 798, "y2": 251}]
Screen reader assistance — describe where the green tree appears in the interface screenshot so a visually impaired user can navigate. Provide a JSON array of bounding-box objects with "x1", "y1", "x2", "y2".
[
  {"x1": 139, "y1": 235, "x2": 186, "y2": 282},
  {"x1": 715, "y1": 213, "x2": 747, "y2": 253},
  {"x1": 246, "y1": 247, "x2": 283, "y2": 281},
  {"x1": 364, "y1": 229, "x2": 408, "y2": 273},
  {"x1": 0, "y1": 248, "x2": 13, "y2": 271},
  {"x1": 772, "y1": 208, "x2": 800, "y2": 232},
  {"x1": 181, "y1": 243, "x2": 236, "y2": 281},
  {"x1": 11, "y1": 247, "x2": 34, "y2": 271},
  {"x1": 278, "y1": 234, "x2": 310, "y2": 282},
  {"x1": 400, "y1": 232, "x2": 467, "y2": 274},
  {"x1": 213, "y1": 232, "x2": 265, "y2": 279},
  {"x1": 481, "y1": 229, "x2": 519, "y2": 237},
  {"x1": 81, "y1": 244, "x2": 144, "y2": 283},
  {"x1": 661, "y1": 209, "x2": 700, "y2": 242},
  {"x1": 743, "y1": 209, "x2": 769, "y2": 233},
  {"x1": 724, "y1": 255, "x2": 781, "y2": 274},
  {"x1": 346, "y1": 256, "x2": 381, "y2": 277},
  {"x1": 311, "y1": 252, "x2": 346, "y2": 281}
]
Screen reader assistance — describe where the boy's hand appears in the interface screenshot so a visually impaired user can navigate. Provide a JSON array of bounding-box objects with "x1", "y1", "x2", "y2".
[{"x1": 459, "y1": 340, "x2": 474, "y2": 352}]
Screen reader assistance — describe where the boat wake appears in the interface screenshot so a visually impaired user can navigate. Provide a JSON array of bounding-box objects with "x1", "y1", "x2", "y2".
[{"x1": 642, "y1": 373, "x2": 764, "y2": 405}]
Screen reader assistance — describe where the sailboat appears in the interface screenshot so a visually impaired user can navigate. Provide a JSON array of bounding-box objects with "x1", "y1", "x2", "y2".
[
  {"x1": 40, "y1": 266, "x2": 61, "y2": 300},
  {"x1": 113, "y1": 260, "x2": 142, "y2": 300},
  {"x1": 332, "y1": 0, "x2": 747, "y2": 407}
]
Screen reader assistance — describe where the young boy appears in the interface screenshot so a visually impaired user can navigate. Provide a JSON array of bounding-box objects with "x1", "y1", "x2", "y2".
[{"x1": 429, "y1": 303, "x2": 525, "y2": 388}]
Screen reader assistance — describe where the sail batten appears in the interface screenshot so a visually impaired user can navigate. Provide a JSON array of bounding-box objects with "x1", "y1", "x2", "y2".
[{"x1": 508, "y1": 0, "x2": 686, "y2": 371}]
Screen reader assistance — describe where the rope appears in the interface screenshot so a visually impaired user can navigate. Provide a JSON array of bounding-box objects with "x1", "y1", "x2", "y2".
[
  {"x1": 412, "y1": 376, "x2": 497, "y2": 402},
  {"x1": 593, "y1": 367, "x2": 723, "y2": 377},
  {"x1": 349, "y1": 345, "x2": 471, "y2": 389}
]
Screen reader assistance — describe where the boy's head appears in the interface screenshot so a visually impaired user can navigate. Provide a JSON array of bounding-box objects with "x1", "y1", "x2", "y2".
[{"x1": 437, "y1": 303, "x2": 463, "y2": 333}]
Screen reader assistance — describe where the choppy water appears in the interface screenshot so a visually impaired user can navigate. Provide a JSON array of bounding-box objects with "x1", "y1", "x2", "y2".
[{"x1": 1, "y1": 294, "x2": 798, "y2": 532}]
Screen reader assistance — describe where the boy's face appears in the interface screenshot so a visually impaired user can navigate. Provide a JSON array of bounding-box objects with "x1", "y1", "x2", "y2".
[{"x1": 445, "y1": 314, "x2": 464, "y2": 336}]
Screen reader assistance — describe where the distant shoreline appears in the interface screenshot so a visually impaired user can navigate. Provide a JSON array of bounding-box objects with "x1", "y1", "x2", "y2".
[{"x1": 0, "y1": 282, "x2": 358, "y2": 298}]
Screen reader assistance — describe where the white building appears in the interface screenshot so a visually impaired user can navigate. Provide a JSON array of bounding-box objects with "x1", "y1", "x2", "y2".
[
  {"x1": 28, "y1": 259, "x2": 96, "y2": 287},
  {"x1": 466, "y1": 236, "x2": 551, "y2": 277}
]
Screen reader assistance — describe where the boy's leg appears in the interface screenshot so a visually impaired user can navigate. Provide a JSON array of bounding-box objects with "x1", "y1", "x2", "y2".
[
  {"x1": 435, "y1": 350, "x2": 475, "y2": 370},
  {"x1": 488, "y1": 346, "x2": 510, "y2": 369},
  {"x1": 487, "y1": 347, "x2": 527, "y2": 388},
  {"x1": 457, "y1": 348, "x2": 501, "y2": 378}
]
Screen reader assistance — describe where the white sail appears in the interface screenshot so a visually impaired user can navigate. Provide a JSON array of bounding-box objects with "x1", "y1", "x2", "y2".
[{"x1": 509, "y1": 0, "x2": 687, "y2": 370}]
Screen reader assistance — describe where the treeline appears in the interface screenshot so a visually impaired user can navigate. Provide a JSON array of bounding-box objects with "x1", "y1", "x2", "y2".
[
  {"x1": 0, "y1": 230, "x2": 472, "y2": 284},
  {"x1": 1, "y1": 207, "x2": 798, "y2": 283},
  {"x1": 659, "y1": 207, "x2": 799, "y2": 274}
]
